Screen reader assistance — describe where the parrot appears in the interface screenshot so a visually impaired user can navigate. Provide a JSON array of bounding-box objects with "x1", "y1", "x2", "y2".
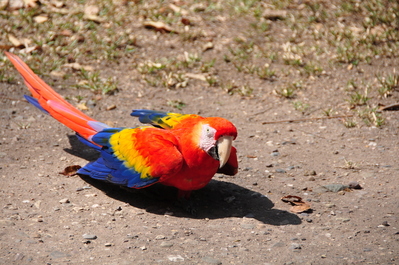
[{"x1": 5, "y1": 52, "x2": 238, "y2": 199}]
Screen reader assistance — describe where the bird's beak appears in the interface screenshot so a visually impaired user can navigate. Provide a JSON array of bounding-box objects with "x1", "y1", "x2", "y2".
[{"x1": 217, "y1": 136, "x2": 233, "y2": 168}]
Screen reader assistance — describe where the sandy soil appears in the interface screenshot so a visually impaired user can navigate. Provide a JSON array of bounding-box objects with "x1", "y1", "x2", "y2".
[{"x1": 1, "y1": 1, "x2": 398, "y2": 264}]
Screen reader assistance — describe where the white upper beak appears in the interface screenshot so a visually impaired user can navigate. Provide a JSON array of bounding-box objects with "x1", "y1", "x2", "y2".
[{"x1": 217, "y1": 136, "x2": 233, "y2": 168}]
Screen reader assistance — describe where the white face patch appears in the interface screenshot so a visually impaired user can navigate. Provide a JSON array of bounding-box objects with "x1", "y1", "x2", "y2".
[{"x1": 199, "y1": 124, "x2": 217, "y2": 152}]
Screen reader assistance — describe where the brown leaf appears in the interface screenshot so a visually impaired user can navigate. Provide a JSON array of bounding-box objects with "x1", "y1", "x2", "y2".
[
  {"x1": 59, "y1": 165, "x2": 82, "y2": 176},
  {"x1": 19, "y1": 46, "x2": 40, "y2": 54},
  {"x1": 290, "y1": 203, "x2": 311, "y2": 214},
  {"x1": 77, "y1": 102, "x2": 89, "y2": 110},
  {"x1": 281, "y1": 195, "x2": 311, "y2": 213},
  {"x1": 33, "y1": 15, "x2": 48, "y2": 24},
  {"x1": 8, "y1": 35, "x2": 24, "y2": 47},
  {"x1": 23, "y1": 0, "x2": 38, "y2": 8},
  {"x1": 143, "y1": 21, "x2": 176, "y2": 33}
]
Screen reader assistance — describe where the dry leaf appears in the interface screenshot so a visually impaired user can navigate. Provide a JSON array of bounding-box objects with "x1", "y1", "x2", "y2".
[
  {"x1": 281, "y1": 195, "x2": 311, "y2": 213},
  {"x1": 8, "y1": 35, "x2": 23, "y2": 47},
  {"x1": 58, "y1": 29, "x2": 72, "y2": 37},
  {"x1": 185, "y1": 73, "x2": 206, "y2": 81},
  {"x1": 0, "y1": 45, "x2": 15, "y2": 50},
  {"x1": 290, "y1": 203, "x2": 311, "y2": 214},
  {"x1": 62, "y1": 63, "x2": 94, "y2": 71},
  {"x1": 23, "y1": 0, "x2": 38, "y2": 8},
  {"x1": 0, "y1": 0, "x2": 8, "y2": 11},
  {"x1": 181, "y1": 17, "x2": 191, "y2": 26},
  {"x1": 77, "y1": 103, "x2": 88, "y2": 110},
  {"x1": 106, "y1": 104, "x2": 117, "y2": 110},
  {"x1": 263, "y1": 9, "x2": 287, "y2": 20},
  {"x1": 19, "y1": 46, "x2": 40, "y2": 54},
  {"x1": 51, "y1": 0, "x2": 65, "y2": 8},
  {"x1": 33, "y1": 15, "x2": 48, "y2": 24},
  {"x1": 143, "y1": 21, "x2": 175, "y2": 33},
  {"x1": 8, "y1": 0, "x2": 24, "y2": 10},
  {"x1": 84, "y1": 5, "x2": 100, "y2": 16},
  {"x1": 83, "y1": 5, "x2": 104, "y2": 23},
  {"x1": 59, "y1": 165, "x2": 82, "y2": 176},
  {"x1": 83, "y1": 14, "x2": 105, "y2": 23},
  {"x1": 169, "y1": 3, "x2": 188, "y2": 16}
]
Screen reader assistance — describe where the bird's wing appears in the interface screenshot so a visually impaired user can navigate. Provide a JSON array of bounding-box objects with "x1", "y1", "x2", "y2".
[
  {"x1": 131, "y1": 109, "x2": 200, "y2": 129},
  {"x1": 78, "y1": 127, "x2": 184, "y2": 188}
]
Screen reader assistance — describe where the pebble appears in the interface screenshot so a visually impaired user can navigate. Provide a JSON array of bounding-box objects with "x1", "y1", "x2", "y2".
[
  {"x1": 59, "y1": 198, "x2": 70, "y2": 204},
  {"x1": 336, "y1": 217, "x2": 351, "y2": 222},
  {"x1": 322, "y1": 184, "x2": 348, "y2": 193},
  {"x1": 275, "y1": 168, "x2": 286, "y2": 173},
  {"x1": 167, "y1": 255, "x2": 184, "y2": 262},
  {"x1": 104, "y1": 242, "x2": 113, "y2": 247},
  {"x1": 14, "y1": 253, "x2": 24, "y2": 261},
  {"x1": 155, "y1": 235, "x2": 166, "y2": 240},
  {"x1": 160, "y1": 242, "x2": 173, "y2": 248},
  {"x1": 241, "y1": 223, "x2": 255, "y2": 229},
  {"x1": 50, "y1": 251, "x2": 69, "y2": 259},
  {"x1": 201, "y1": 256, "x2": 222, "y2": 264},
  {"x1": 0, "y1": 219, "x2": 15, "y2": 226},
  {"x1": 290, "y1": 243, "x2": 302, "y2": 250},
  {"x1": 348, "y1": 181, "x2": 362, "y2": 189},
  {"x1": 271, "y1": 150, "x2": 280, "y2": 157},
  {"x1": 82, "y1": 234, "x2": 97, "y2": 240}
]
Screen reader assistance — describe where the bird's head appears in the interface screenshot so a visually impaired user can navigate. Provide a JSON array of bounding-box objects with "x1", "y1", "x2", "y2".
[{"x1": 198, "y1": 117, "x2": 237, "y2": 168}]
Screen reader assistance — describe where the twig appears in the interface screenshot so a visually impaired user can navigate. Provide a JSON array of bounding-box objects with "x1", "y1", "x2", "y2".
[
  {"x1": 261, "y1": 114, "x2": 353, "y2": 124},
  {"x1": 379, "y1": 103, "x2": 399, "y2": 111}
]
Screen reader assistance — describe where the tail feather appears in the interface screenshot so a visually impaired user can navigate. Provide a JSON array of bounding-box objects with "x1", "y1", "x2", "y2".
[{"x1": 6, "y1": 52, "x2": 108, "y2": 142}]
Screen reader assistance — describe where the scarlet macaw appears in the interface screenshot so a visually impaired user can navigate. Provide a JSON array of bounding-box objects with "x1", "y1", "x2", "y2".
[{"x1": 5, "y1": 52, "x2": 238, "y2": 198}]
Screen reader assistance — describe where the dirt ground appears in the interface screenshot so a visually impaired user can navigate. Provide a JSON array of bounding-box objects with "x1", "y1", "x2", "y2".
[{"x1": 1, "y1": 1, "x2": 398, "y2": 264}]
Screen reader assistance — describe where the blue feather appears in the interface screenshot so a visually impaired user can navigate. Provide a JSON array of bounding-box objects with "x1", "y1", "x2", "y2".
[
  {"x1": 130, "y1": 109, "x2": 168, "y2": 125},
  {"x1": 77, "y1": 128, "x2": 160, "y2": 188},
  {"x1": 24, "y1": 95, "x2": 49, "y2": 114},
  {"x1": 76, "y1": 133, "x2": 101, "y2": 151}
]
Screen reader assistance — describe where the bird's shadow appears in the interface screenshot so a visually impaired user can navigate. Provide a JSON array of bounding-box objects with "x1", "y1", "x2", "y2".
[{"x1": 64, "y1": 134, "x2": 301, "y2": 226}]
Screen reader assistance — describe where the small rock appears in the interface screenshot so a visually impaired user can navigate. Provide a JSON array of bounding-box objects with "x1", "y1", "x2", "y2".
[
  {"x1": 82, "y1": 234, "x2": 97, "y2": 240},
  {"x1": 290, "y1": 243, "x2": 302, "y2": 250},
  {"x1": 14, "y1": 253, "x2": 24, "y2": 261},
  {"x1": 336, "y1": 217, "x2": 351, "y2": 222},
  {"x1": 49, "y1": 251, "x2": 69, "y2": 259},
  {"x1": 155, "y1": 235, "x2": 166, "y2": 240},
  {"x1": 275, "y1": 168, "x2": 286, "y2": 173},
  {"x1": 59, "y1": 198, "x2": 70, "y2": 204},
  {"x1": 33, "y1": 200, "x2": 41, "y2": 209},
  {"x1": 271, "y1": 151, "x2": 280, "y2": 157},
  {"x1": 104, "y1": 242, "x2": 113, "y2": 247},
  {"x1": 201, "y1": 256, "x2": 222, "y2": 264},
  {"x1": 140, "y1": 246, "x2": 147, "y2": 250},
  {"x1": 160, "y1": 242, "x2": 173, "y2": 248},
  {"x1": 322, "y1": 184, "x2": 348, "y2": 193},
  {"x1": 348, "y1": 181, "x2": 362, "y2": 189},
  {"x1": 167, "y1": 255, "x2": 184, "y2": 262},
  {"x1": 241, "y1": 223, "x2": 255, "y2": 229}
]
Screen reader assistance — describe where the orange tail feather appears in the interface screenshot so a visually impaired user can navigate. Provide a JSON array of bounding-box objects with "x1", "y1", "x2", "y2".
[{"x1": 5, "y1": 52, "x2": 105, "y2": 140}]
